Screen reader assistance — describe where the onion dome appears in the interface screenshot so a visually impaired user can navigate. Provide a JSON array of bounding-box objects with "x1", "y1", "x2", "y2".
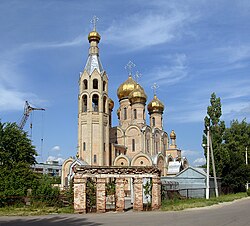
[
  {"x1": 147, "y1": 95, "x2": 164, "y2": 114},
  {"x1": 170, "y1": 130, "x2": 176, "y2": 139},
  {"x1": 128, "y1": 84, "x2": 147, "y2": 104},
  {"x1": 88, "y1": 31, "x2": 101, "y2": 43},
  {"x1": 117, "y1": 76, "x2": 137, "y2": 100},
  {"x1": 108, "y1": 98, "x2": 114, "y2": 111}
]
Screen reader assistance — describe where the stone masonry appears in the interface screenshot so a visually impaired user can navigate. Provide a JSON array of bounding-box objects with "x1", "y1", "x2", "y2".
[{"x1": 73, "y1": 166, "x2": 161, "y2": 213}]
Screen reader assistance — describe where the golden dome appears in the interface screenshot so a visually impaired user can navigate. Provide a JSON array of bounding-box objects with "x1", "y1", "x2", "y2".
[
  {"x1": 128, "y1": 84, "x2": 147, "y2": 104},
  {"x1": 117, "y1": 76, "x2": 137, "y2": 100},
  {"x1": 170, "y1": 130, "x2": 176, "y2": 139},
  {"x1": 108, "y1": 98, "x2": 114, "y2": 110},
  {"x1": 88, "y1": 31, "x2": 101, "y2": 43},
  {"x1": 147, "y1": 95, "x2": 164, "y2": 114}
]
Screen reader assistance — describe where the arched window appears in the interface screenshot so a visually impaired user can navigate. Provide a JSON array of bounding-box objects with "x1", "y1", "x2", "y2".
[
  {"x1": 132, "y1": 139, "x2": 135, "y2": 152},
  {"x1": 103, "y1": 81, "x2": 106, "y2": 91},
  {"x1": 92, "y1": 94, "x2": 99, "y2": 112},
  {"x1": 152, "y1": 117, "x2": 155, "y2": 127},
  {"x1": 82, "y1": 95, "x2": 87, "y2": 112},
  {"x1": 133, "y1": 109, "x2": 137, "y2": 119},
  {"x1": 83, "y1": 142, "x2": 86, "y2": 151},
  {"x1": 83, "y1": 79, "x2": 88, "y2": 90},
  {"x1": 93, "y1": 79, "x2": 98, "y2": 89},
  {"x1": 94, "y1": 154, "x2": 97, "y2": 163},
  {"x1": 103, "y1": 96, "x2": 107, "y2": 113},
  {"x1": 146, "y1": 139, "x2": 150, "y2": 153},
  {"x1": 124, "y1": 108, "x2": 127, "y2": 120}
]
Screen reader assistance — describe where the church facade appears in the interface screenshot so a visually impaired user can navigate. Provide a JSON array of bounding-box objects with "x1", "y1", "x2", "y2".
[{"x1": 61, "y1": 25, "x2": 188, "y2": 187}]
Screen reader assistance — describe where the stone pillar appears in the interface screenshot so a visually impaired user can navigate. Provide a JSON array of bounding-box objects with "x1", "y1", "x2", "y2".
[
  {"x1": 96, "y1": 177, "x2": 106, "y2": 213},
  {"x1": 151, "y1": 177, "x2": 161, "y2": 210},
  {"x1": 115, "y1": 178, "x2": 125, "y2": 212},
  {"x1": 74, "y1": 175, "x2": 87, "y2": 213},
  {"x1": 133, "y1": 177, "x2": 143, "y2": 211}
]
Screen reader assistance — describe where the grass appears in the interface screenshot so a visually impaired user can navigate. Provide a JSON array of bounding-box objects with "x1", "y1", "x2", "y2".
[
  {"x1": 161, "y1": 192, "x2": 248, "y2": 211},
  {"x1": 0, "y1": 193, "x2": 248, "y2": 215},
  {"x1": 0, "y1": 205, "x2": 74, "y2": 216}
]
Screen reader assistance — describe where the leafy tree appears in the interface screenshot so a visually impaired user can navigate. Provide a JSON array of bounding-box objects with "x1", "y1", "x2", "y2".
[
  {"x1": 32, "y1": 174, "x2": 61, "y2": 206},
  {"x1": 0, "y1": 121, "x2": 37, "y2": 206},
  {"x1": 86, "y1": 178, "x2": 96, "y2": 212},
  {"x1": 222, "y1": 119, "x2": 250, "y2": 192},
  {"x1": 203, "y1": 94, "x2": 250, "y2": 193},
  {"x1": 203, "y1": 93, "x2": 227, "y2": 177}
]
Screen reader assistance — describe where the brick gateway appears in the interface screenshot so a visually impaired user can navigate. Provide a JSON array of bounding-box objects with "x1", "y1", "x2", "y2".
[{"x1": 74, "y1": 166, "x2": 161, "y2": 213}]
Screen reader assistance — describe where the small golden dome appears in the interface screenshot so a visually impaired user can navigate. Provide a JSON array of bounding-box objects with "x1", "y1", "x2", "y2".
[
  {"x1": 147, "y1": 95, "x2": 164, "y2": 114},
  {"x1": 128, "y1": 84, "x2": 147, "y2": 104},
  {"x1": 108, "y1": 98, "x2": 114, "y2": 110},
  {"x1": 170, "y1": 130, "x2": 176, "y2": 139},
  {"x1": 88, "y1": 31, "x2": 101, "y2": 43},
  {"x1": 117, "y1": 76, "x2": 137, "y2": 100}
]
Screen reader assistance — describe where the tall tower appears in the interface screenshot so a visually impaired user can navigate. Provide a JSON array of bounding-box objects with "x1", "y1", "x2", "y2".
[{"x1": 78, "y1": 17, "x2": 111, "y2": 166}]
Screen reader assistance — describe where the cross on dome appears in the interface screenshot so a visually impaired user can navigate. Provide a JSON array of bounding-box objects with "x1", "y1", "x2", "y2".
[
  {"x1": 125, "y1": 60, "x2": 136, "y2": 76},
  {"x1": 134, "y1": 71, "x2": 142, "y2": 83},
  {"x1": 151, "y1": 82, "x2": 159, "y2": 95},
  {"x1": 91, "y1": 15, "x2": 99, "y2": 31}
]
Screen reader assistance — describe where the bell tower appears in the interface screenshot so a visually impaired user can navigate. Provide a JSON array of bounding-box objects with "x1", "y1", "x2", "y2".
[{"x1": 78, "y1": 16, "x2": 111, "y2": 166}]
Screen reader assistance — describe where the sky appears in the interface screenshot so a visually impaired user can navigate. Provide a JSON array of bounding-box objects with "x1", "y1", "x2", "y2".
[{"x1": 0, "y1": 0, "x2": 250, "y2": 166}]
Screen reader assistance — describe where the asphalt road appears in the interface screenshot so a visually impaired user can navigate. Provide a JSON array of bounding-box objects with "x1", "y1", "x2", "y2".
[{"x1": 0, "y1": 197, "x2": 250, "y2": 226}]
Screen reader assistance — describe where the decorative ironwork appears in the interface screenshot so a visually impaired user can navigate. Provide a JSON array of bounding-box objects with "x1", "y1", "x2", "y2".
[
  {"x1": 125, "y1": 60, "x2": 136, "y2": 76},
  {"x1": 134, "y1": 71, "x2": 142, "y2": 83},
  {"x1": 151, "y1": 82, "x2": 159, "y2": 95},
  {"x1": 91, "y1": 15, "x2": 99, "y2": 31}
]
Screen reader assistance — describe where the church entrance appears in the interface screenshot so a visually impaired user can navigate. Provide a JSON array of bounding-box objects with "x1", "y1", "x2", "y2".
[{"x1": 73, "y1": 166, "x2": 161, "y2": 213}]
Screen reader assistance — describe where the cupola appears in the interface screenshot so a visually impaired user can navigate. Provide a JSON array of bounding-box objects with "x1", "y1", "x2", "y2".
[{"x1": 147, "y1": 95, "x2": 164, "y2": 114}]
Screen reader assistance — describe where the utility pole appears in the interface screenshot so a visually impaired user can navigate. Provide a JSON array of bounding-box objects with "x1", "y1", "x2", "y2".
[
  {"x1": 209, "y1": 135, "x2": 219, "y2": 197},
  {"x1": 246, "y1": 147, "x2": 249, "y2": 190},
  {"x1": 206, "y1": 126, "x2": 210, "y2": 199}
]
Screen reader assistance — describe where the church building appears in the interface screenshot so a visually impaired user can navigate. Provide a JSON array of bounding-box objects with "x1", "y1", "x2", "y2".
[{"x1": 61, "y1": 21, "x2": 188, "y2": 187}]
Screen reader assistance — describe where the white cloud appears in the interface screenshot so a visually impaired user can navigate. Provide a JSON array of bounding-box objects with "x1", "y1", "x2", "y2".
[
  {"x1": 103, "y1": 9, "x2": 196, "y2": 51},
  {"x1": 193, "y1": 157, "x2": 206, "y2": 166},
  {"x1": 47, "y1": 156, "x2": 65, "y2": 165},
  {"x1": 217, "y1": 44, "x2": 250, "y2": 64},
  {"x1": 143, "y1": 53, "x2": 188, "y2": 86},
  {"x1": 19, "y1": 35, "x2": 84, "y2": 51},
  {"x1": 51, "y1": 145, "x2": 61, "y2": 152}
]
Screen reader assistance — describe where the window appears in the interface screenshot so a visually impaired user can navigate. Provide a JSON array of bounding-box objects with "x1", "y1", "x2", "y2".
[
  {"x1": 92, "y1": 94, "x2": 99, "y2": 112},
  {"x1": 103, "y1": 81, "x2": 106, "y2": 91},
  {"x1": 132, "y1": 139, "x2": 135, "y2": 152},
  {"x1": 94, "y1": 154, "x2": 97, "y2": 163},
  {"x1": 83, "y1": 142, "x2": 86, "y2": 151},
  {"x1": 103, "y1": 96, "x2": 107, "y2": 113},
  {"x1": 146, "y1": 139, "x2": 150, "y2": 153},
  {"x1": 82, "y1": 95, "x2": 87, "y2": 112},
  {"x1": 124, "y1": 108, "x2": 127, "y2": 120},
  {"x1": 134, "y1": 109, "x2": 137, "y2": 119},
  {"x1": 93, "y1": 79, "x2": 98, "y2": 89},
  {"x1": 83, "y1": 79, "x2": 88, "y2": 89},
  {"x1": 156, "y1": 142, "x2": 159, "y2": 153},
  {"x1": 152, "y1": 117, "x2": 155, "y2": 127}
]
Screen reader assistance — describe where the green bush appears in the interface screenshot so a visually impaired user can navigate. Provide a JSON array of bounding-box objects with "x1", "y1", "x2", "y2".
[
  {"x1": 32, "y1": 175, "x2": 61, "y2": 207},
  {"x1": 247, "y1": 188, "x2": 250, "y2": 196}
]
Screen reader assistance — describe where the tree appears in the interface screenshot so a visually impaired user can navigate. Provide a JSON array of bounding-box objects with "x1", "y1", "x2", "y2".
[
  {"x1": 222, "y1": 119, "x2": 250, "y2": 192},
  {"x1": 32, "y1": 174, "x2": 61, "y2": 206},
  {"x1": 0, "y1": 121, "x2": 37, "y2": 206},
  {"x1": 203, "y1": 93, "x2": 227, "y2": 177}
]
